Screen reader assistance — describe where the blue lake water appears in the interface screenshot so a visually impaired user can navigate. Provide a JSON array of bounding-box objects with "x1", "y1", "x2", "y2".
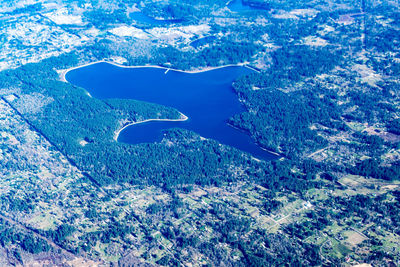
[
  {"x1": 228, "y1": 0, "x2": 269, "y2": 12},
  {"x1": 228, "y1": 0, "x2": 254, "y2": 12},
  {"x1": 66, "y1": 62, "x2": 276, "y2": 160}
]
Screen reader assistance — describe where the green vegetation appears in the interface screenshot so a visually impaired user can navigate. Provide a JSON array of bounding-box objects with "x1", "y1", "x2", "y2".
[
  {"x1": 0, "y1": 218, "x2": 50, "y2": 255},
  {"x1": 0, "y1": 0, "x2": 399, "y2": 265}
]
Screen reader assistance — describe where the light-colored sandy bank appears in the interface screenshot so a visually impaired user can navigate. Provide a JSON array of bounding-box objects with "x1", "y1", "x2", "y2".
[
  {"x1": 114, "y1": 113, "x2": 188, "y2": 141},
  {"x1": 58, "y1": 60, "x2": 256, "y2": 82}
]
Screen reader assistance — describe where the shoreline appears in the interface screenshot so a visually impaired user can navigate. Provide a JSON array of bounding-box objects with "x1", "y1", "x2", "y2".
[
  {"x1": 227, "y1": 122, "x2": 282, "y2": 157},
  {"x1": 113, "y1": 113, "x2": 188, "y2": 141},
  {"x1": 60, "y1": 60, "x2": 265, "y2": 153},
  {"x1": 59, "y1": 60, "x2": 252, "y2": 83}
]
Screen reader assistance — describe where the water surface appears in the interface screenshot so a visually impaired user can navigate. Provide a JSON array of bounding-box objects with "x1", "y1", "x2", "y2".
[
  {"x1": 228, "y1": 0, "x2": 269, "y2": 12},
  {"x1": 66, "y1": 62, "x2": 276, "y2": 160},
  {"x1": 228, "y1": 0, "x2": 254, "y2": 12}
]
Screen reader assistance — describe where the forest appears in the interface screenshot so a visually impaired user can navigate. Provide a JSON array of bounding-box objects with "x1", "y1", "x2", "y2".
[
  {"x1": 1, "y1": 1, "x2": 400, "y2": 263},
  {"x1": 0, "y1": 55, "x2": 319, "y2": 195},
  {"x1": 230, "y1": 45, "x2": 344, "y2": 157}
]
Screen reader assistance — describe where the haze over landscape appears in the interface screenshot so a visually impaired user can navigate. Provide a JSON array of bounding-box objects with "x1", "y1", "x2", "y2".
[{"x1": 0, "y1": 0, "x2": 400, "y2": 266}]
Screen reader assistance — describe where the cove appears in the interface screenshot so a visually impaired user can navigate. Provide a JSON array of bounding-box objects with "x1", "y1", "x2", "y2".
[{"x1": 66, "y1": 62, "x2": 277, "y2": 160}]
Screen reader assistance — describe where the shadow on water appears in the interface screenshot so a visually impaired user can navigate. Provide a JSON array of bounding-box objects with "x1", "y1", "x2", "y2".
[{"x1": 66, "y1": 62, "x2": 278, "y2": 160}]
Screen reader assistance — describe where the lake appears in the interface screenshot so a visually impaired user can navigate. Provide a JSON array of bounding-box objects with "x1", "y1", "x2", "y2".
[
  {"x1": 228, "y1": 0, "x2": 254, "y2": 12},
  {"x1": 66, "y1": 62, "x2": 277, "y2": 160},
  {"x1": 228, "y1": 0, "x2": 270, "y2": 12}
]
